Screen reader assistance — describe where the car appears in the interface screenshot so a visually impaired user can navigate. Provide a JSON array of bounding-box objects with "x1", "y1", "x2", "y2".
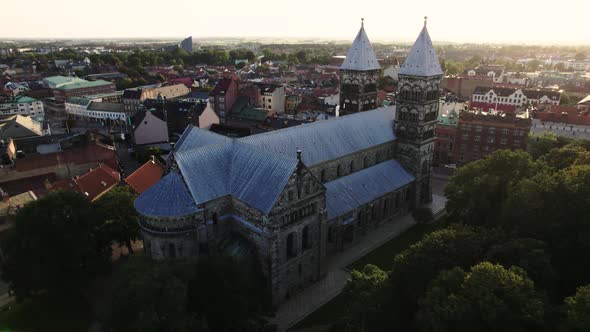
[{"x1": 444, "y1": 163, "x2": 457, "y2": 169}]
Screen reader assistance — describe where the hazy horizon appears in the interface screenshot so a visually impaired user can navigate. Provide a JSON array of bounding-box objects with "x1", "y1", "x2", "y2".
[{"x1": 3, "y1": 0, "x2": 590, "y2": 45}]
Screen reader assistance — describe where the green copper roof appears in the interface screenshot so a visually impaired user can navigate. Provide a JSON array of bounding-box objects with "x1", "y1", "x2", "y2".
[
  {"x1": 56, "y1": 80, "x2": 113, "y2": 91},
  {"x1": 438, "y1": 109, "x2": 459, "y2": 127},
  {"x1": 15, "y1": 96, "x2": 39, "y2": 104}
]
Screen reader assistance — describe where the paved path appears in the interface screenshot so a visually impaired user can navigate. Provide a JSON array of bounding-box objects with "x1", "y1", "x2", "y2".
[{"x1": 274, "y1": 193, "x2": 448, "y2": 331}]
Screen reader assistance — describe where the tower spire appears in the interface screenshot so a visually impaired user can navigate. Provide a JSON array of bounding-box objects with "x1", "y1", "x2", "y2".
[
  {"x1": 424, "y1": 16, "x2": 428, "y2": 26},
  {"x1": 361, "y1": 17, "x2": 364, "y2": 28}
]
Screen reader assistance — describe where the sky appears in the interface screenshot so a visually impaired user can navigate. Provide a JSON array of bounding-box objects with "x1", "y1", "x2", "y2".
[{"x1": 2, "y1": 0, "x2": 589, "y2": 45}]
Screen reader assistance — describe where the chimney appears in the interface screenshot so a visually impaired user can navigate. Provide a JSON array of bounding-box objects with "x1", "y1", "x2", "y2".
[{"x1": 150, "y1": 155, "x2": 156, "y2": 164}]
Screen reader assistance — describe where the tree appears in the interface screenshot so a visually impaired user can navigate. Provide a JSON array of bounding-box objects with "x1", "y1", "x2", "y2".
[
  {"x1": 528, "y1": 134, "x2": 559, "y2": 160},
  {"x1": 542, "y1": 144, "x2": 590, "y2": 170},
  {"x1": 343, "y1": 264, "x2": 388, "y2": 331},
  {"x1": 445, "y1": 150, "x2": 547, "y2": 226},
  {"x1": 186, "y1": 257, "x2": 267, "y2": 332},
  {"x1": 1, "y1": 191, "x2": 112, "y2": 299},
  {"x1": 574, "y1": 52, "x2": 586, "y2": 61},
  {"x1": 388, "y1": 225, "x2": 505, "y2": 328},
  {"x1": 563, "y1": 285, "x2": 590, "y2": 331},
  {"x1": 107, "y1": 257, "x2": 200, "y2": 332},
  {"x1": 93, "y1": 186, "x2": 140, "y2": 254},
  {"x1": 416, "y1": 262, "x2": 545, "y2": 332},
  {"x1": 504, "y1": 165, "x2": 590, "y2": 296}
]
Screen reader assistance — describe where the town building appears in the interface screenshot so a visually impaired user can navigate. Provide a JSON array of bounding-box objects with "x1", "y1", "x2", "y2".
[
  {"x1": 258, "y1": 84, "x2": 286, "y2": 114},
  {"x1": 42, "y1": 76, "x2": 115, "y2": 102},
  {"x1": 530, "y1": 104, "x2": 590, "y2": 140},
  {"x1": 123, "y1": 84, "x2": 191, "y2": 113},
  {"x1": 209, "y1": 78, "x2": 239, "y2": 122},
  {"x1": 125, "y1": 157, "x2": 165, "y2": 194},
  {"x1": 132, "y1": 111, "x2": 169, "y2": 146},
  {"x1": 180, "y1": 36, "x2": 193, "y2": 53},
  {"x1": 0, "y1": 115, "x2": 45, "y2": 140},
  {"x1": 453, "y1": 109, "x2": 531, "y2": 164},
  {"x1": 433, "y1": 103, "x2": 461, "y2": 165},
  {"x1": 132, "y1": 21, "x2": 441, "y2": 307},
  {"x1": 0, "y1": 96, "x2": 45, "y2": 122},
  {"x1": 442, "y1": 75, "x2": 494, "y2": 99},
  {"x1": 65, "y1": 98, "x2": 130, "y2": 126},
  {"x1": 73, "y1": 163, "x2": 120, "y2": 201},
  {"x1": 471, "y1": 86, "x2": 561, "y2": 112},
  {"x1": 339, "y1": 19, "x2": 381, "y2": 115},
  {"x1": 466, "y1": 64, "x2": 505, "y2": 83}
]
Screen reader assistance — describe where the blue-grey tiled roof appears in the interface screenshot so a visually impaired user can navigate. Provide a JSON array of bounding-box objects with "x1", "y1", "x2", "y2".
[
  {"x1": 134, "y1": 171, "x2": 200, "y2": 218},
  {"x1": 324, "y1": 160, "x2": 415, "y2": 220},
  {"x1": 174, "y1": 125, "x2": 232, "y2": 154},
  {"x1": 175, "y1": 141, "x2": 298, "y2": 214},
  {"x1": 239, "y1": 107, "x2": 396, "y2": 166}
]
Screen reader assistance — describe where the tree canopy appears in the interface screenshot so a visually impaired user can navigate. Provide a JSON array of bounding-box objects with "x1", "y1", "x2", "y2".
[
  {"x1": 417, "y1": 262, "x2": 545, "y2": 332},
  {"x1": 1, "y1": 191, "x2": 113, "y2": 299}
]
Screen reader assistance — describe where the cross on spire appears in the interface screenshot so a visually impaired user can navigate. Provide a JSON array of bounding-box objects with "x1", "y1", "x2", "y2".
[
  {"x1": 361, "y1": 17, "x2": 364, "y2": 28},
  {"x1": 424, "y1": 16, "x2": 428, "y2": 26}
]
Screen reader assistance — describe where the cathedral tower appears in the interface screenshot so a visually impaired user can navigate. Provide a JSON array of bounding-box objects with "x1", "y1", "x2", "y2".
[
  {"x1": 339, "y1": 19, "x2": 381, "y2": 116},
  {"x1": 395, "y1": 17, "x2": 443, "y2": 205}
]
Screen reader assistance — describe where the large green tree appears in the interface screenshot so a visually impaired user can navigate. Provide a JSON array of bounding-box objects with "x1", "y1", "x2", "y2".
[
  {"x1": 93, "y1": 186, "x2": 140, "y2": 254},
  {"x1": 416, "y1": 262, "x2": 545, "y2": 332},
  {"x1": 1, "y1": 191, "x2": 112, "y2": 299},
  {"x1": 343, "y1": 264, "x2": 389, "y2": 332},
  {"x1": 445, "y1": 150, "x2": 547, "y2": 226},
  {"x1": 108, "y1": 257, "x2": 200, "y2": 332},
  {"x1": 563, "y1": 285, "x2": 590, "y2": 332}
]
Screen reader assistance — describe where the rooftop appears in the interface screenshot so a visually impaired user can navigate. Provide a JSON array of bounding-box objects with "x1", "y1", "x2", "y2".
[
  {"x1": 399, "y1": 19, "x2": 443, "y2": 77},
  {"x1": 340, "y1": 19, "x2": 381, "y2": 71},
  {"x1": 125, "y1": 158, "x2": 165, "y2": 194}
]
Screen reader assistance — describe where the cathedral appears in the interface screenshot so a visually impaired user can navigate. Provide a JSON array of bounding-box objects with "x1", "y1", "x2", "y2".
[{"x1": 133, "y1": 19, "x2": 443, "y2": 306}]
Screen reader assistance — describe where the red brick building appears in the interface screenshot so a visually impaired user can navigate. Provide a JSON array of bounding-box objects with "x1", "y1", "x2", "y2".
[
  {"x1": 453, "y1": 110, "x2": 531, "y2": 164},
  {"x1": 210, "y1": 78, "x2": 239, "y2": 122}
]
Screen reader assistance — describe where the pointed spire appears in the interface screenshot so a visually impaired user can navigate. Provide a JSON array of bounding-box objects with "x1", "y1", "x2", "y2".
[
  {"x1": 340, "y1": 19, "x2": 381, "y2": 71},
  {"x1": 399, "y1": 18, "x2": 443, "y2": 77}
]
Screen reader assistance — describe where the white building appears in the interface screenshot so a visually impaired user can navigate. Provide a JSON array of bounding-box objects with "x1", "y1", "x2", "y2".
[
  {"x1": 0, "y1": 96, "x2": 45, "y2": 122},
  {"x1": 65, "y1": 97, "x2": 128, "y2": 123},
  {"x1": 258, "y1": 84, "x2": 286, "y2": 114},
  {"x1": 472, "y1": 86, "x2": 560, "y2": 107}
]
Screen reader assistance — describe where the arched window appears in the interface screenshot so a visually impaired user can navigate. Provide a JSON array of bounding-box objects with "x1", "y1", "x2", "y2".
[
  {"x1": 212, "y1": 212, "x2": 218, "y2": 224},
  {"x1": 302, "y1": 225, "x2": 310, "y2": 250},
  {"x1": 349, "y1": 160, "x2": 355, "y2": 173},
  {"x1": 363, "y1": 156, "x2": 369, "y2": 168},
  {"x1": 287, "y1": 233, "x2": 297, "y2": 259},
  {"x1": 395, "y1": 192, "x2": 400, "y2": 208},
  {"x1": 376, "y1": 151, "x2": 382, "y2": 163},
  {"x1": 337, "y1": 164, "x2": 342, "y2": 177},
  {"x1": 321, "y1": 169, "x2": 326, "y2": 182},
  {"x1": 406, "y1": 188, "x2": 411, "y2": 202}
]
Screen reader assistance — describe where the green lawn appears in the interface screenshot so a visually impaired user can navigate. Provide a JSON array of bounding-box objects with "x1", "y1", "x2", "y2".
[
  {"x1": 0, "y1": 294, "x2": 91, "y2": 332},
  {"x1": 291, "y1": 219, "x2": 446, "y2": 331}
]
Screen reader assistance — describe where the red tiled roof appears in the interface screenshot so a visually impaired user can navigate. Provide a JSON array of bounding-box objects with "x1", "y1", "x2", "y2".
[
  {"x1": 533, "y1": 106, "x2": 590, "y2": 126},
  {"x1": 469, "y1": 101, "x2": 517, "y2": 113},
  {"x1": 74, "y1": 164, "x2": 120, "y2": 201},
  {"x1": 125, "y1": 158, "x2": 165, "y2": 194},
  {"x1": 15, "y1": 144, "x2": 118, "y2": 172}
]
